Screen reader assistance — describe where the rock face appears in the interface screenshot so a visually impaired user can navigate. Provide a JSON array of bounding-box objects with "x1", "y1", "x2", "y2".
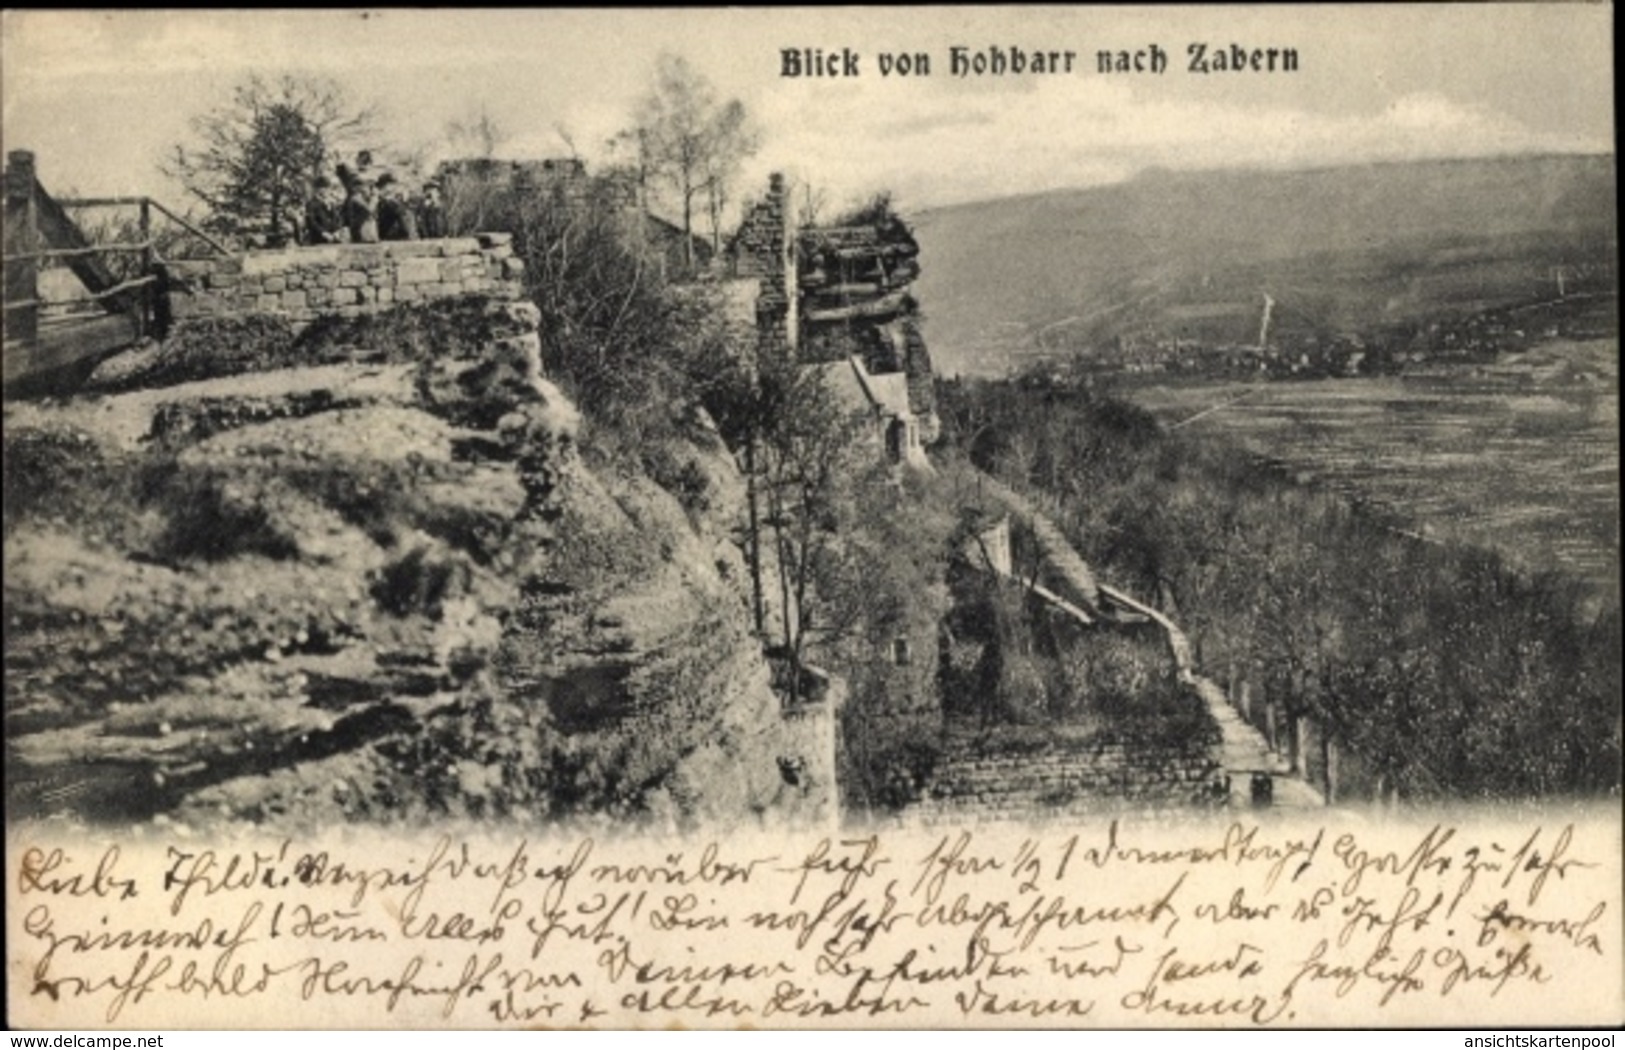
[{"x1": 3, "y1": 295, "x2": 830, "y2": 830}]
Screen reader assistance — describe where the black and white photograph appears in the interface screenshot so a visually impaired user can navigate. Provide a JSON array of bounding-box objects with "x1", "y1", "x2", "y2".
[{"x1": 3, "y1": 7, "x2": 1619, "y2": 1031}]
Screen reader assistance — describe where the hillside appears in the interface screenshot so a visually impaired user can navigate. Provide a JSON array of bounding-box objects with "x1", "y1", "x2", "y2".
[
  {"x1": 912, "y1": 153, "x2": 1617, "y2": 376},
  {"x1": 3, "y1": 299, "x2": 832, "y2": 830}
]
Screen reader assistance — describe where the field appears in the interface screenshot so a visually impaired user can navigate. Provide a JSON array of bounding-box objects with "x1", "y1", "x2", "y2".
[{"x1": 1118, "y1": 339, "x2": 1620, "y2": 606}]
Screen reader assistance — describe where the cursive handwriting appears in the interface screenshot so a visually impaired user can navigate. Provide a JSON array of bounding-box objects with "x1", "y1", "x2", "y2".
[{"x1": 10, "y1": 819, "x2": 1617, "y2": 1027}]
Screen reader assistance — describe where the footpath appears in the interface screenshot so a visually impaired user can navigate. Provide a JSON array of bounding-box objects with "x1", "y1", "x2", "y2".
[{"x1": 968, "y1": 470, "x2": 1325, "y2": 811}]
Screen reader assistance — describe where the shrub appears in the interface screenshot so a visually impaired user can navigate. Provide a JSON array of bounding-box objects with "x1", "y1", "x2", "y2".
[
  {"x1": 2, "y1": 426, "x2": 107, "y2": 531},
  {"x1": 445, "y1": 171, "x2": 711, "y2": 450},
  {"x1": 94, "y1": 314, "x2": 301, "y2": 392}
]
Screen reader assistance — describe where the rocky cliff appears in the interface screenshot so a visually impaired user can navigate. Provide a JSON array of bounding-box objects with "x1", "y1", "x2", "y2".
[{"x1": 3, "y1": 295, "x2": 830, "y2": 831}]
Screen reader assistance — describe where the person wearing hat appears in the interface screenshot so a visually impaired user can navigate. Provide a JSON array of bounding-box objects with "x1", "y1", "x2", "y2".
[
  {"x1": 418, "y1": 179, "x2": 446, "y2": 239},
  {"x1": 376, "y1": 172, "x2": 419, "y2": 241},
  {"x1": 342, "y1": 172, "x2": 379, "y2": 244},
  {"x1": 303, "y1": 174, "x2": 346, "y2": 245}
]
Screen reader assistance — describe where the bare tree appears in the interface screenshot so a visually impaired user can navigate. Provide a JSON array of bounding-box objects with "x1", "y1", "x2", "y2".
[
  {"x1": 796, "y1": 179, "x2": 829, "y2": 229},
  {"x1": 700, "y1": 99, "x2": 757, "y2": 254},
  {"x1": 445, "y1": 106, "x2": 508, "y2": 160},
  {"x1": 626, "y1": 53, "x2": 759, "y2": 269},
  {"x1": 164, "y1": 73, "x2": 376, "y2": 247},
  {"x1": 756, "y1": 361, "x2": 866, "y2": 701}
]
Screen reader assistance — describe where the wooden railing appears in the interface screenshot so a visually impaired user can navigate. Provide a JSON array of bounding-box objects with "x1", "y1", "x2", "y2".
[
  {"x1": 3, "y1": 150, "x2": 231, "y2": 389},
  {"x1": 55, "y1": 194, "x2": 233, "y2": 258}
]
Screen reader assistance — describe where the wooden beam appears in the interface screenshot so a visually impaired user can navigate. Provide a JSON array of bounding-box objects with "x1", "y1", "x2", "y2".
[
  {"x1": 4, "y1": 242, "x2": 154, "y2": 263},
  {"x1": 56, "y1": 196, "x2": 152, "y2": 208},
  {"x1": 147, "y1": 199, "x2": 235, "y2": 259},
  {"x1": 4, "y1": 150, "x2": 40, "y2": 344},
  {"x1": 807, "y1": 282, "x2": 886, "y2": 298},
  {"x1": 803, "y1": 288, "x2": 909, "y2": 324},
  {"x1": 31, "y1": 177, "x2": 127, "y2": 307}
]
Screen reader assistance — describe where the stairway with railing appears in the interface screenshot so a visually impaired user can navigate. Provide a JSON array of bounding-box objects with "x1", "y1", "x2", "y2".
[{"x1": 962, "y1": 467, "x2": 1326, "y2": 810}]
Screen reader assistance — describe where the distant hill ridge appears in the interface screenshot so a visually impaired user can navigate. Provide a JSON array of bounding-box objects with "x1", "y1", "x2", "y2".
[{"x1": 912, "y1": 153, "x2": 1616, "y2": 375}]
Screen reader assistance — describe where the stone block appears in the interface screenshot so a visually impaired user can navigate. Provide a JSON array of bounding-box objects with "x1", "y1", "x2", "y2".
[
  {"x1": 377, "y1": 287, "x2": 394, "y2": 304},
  {"x1": 307, "y1": 288, "x2": 331, "y2": 307},
  {"x1": 330, "y1": 287, "x2": 359, "y2": 306},
  {"x1": 166, "y1": 294, "x2": 205, "y2": 320},
  {"x1": 501, "y1": 256, "x2": 526, "y2": 279},
  {"x1": 164, "y1": 261, "x2": 216, "y2": 285},
  {"x1": 206, "y1": 270, "x2": 240, "y2": 289},
  {"x1": 397, "y1": 257, "x2": 441, "y2": 285},
  {"x1": 263, "y1": 276, "x2": 286, "y2": 294},
  {"x1": 436, "y1": 238, "x2": 481, "y2": 256},
  {"x1": 290, "y1": 246, "x2": 341, "y2": 267},
  {"x1": 255, "y1": 294, "x2": 281, "y2": 312},
  {"x1": 339, "y1": 244, "x2": 385, "y2": 265},
  {"x1": 338, "y1": 270, "x2": 369, "y2": 288},
  {"x1": 438, "y1": 259, "x2": 465, "y2": 283},
  {"x1": 475, "y1": 232, "x2": 513, "y2": 248},
  {"x1": 280, "y1": 289, "x2": 307, "y2": 310},
  {"x1": 242, "y1": 251, "x2": 298, "y2": 276},
  {"x1": 358, "y1": 286, "x2": 377, "y2": 304},
  {"x1": 432, "y1": 282, "x2": 462, "y2": 298},
  {"x1": 384, "y1": 241, "x2": 437, "y2": 258},
  {"x1": 395, "y1": 285, "x2": 421, "y2": 302},
  {"x1": 315, "y1": 270, "x2": 340, "y2": 290}
]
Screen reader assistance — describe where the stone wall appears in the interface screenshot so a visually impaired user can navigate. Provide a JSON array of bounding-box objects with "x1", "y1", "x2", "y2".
[
  {"x1": 164, "y1": 234, "x2": 525, "y2": 330},
  {"x1": 900, "y1": 322, "x2": 939, "y2": 437},
  {"x1": 729, "y1": 173, "x2": 795, "y2": 356},
  {"x1": 910, "y1": 734, "x2": 1226, "y2": 824}
]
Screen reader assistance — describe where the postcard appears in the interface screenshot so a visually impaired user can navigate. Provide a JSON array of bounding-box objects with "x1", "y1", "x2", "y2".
[{"x1": 4, "y1": 7, "x2": 1618, "y2": 1029}]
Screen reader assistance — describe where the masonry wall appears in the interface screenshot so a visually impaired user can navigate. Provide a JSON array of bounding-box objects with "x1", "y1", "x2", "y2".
[
  {"x1": 911, "y1": 737, "x2": 1226, "y2": 824},
  {"x1": 164, "y1": 234, "x2": 525, "y2": 330},
  {"x1": 729, "y1": 174, "x2": 795, "y2": 357}
]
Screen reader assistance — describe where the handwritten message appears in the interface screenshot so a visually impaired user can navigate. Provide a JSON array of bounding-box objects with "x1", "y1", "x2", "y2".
[{"x1": 9, "y1": 815, "x2": 1620, "y2": 1028}]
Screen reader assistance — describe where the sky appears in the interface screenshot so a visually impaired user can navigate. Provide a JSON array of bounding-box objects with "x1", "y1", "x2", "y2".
[{"x1": 1, "y1": 7, "x2": 1614, "y2": 218}]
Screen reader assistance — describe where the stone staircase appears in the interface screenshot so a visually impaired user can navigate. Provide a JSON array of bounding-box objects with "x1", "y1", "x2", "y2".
[
  {"x1": 973, "y1": 472, "x2": 1102, "y2": 612},
  {"x1": 1097, "y1": 583, "x2": 1323, "y2": 809},
  {"x1": 958, "y1": 469, "x2": 1327, "y2": 814}
]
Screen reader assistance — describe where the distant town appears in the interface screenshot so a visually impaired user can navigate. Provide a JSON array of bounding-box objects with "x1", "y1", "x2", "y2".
[{"x1": 1027, "y1": 283, "x2": 1617, "y2": 384}]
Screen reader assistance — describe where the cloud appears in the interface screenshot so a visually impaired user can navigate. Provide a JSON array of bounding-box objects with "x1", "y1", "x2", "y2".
[{"x1": 739, "y1": 73, "x2": 1608, "y2": 210}]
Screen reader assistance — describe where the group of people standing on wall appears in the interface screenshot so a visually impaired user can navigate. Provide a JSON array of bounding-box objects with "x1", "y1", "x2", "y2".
[{"x1": 302, "y1": 150, "x2": 447, "y2": 246}]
